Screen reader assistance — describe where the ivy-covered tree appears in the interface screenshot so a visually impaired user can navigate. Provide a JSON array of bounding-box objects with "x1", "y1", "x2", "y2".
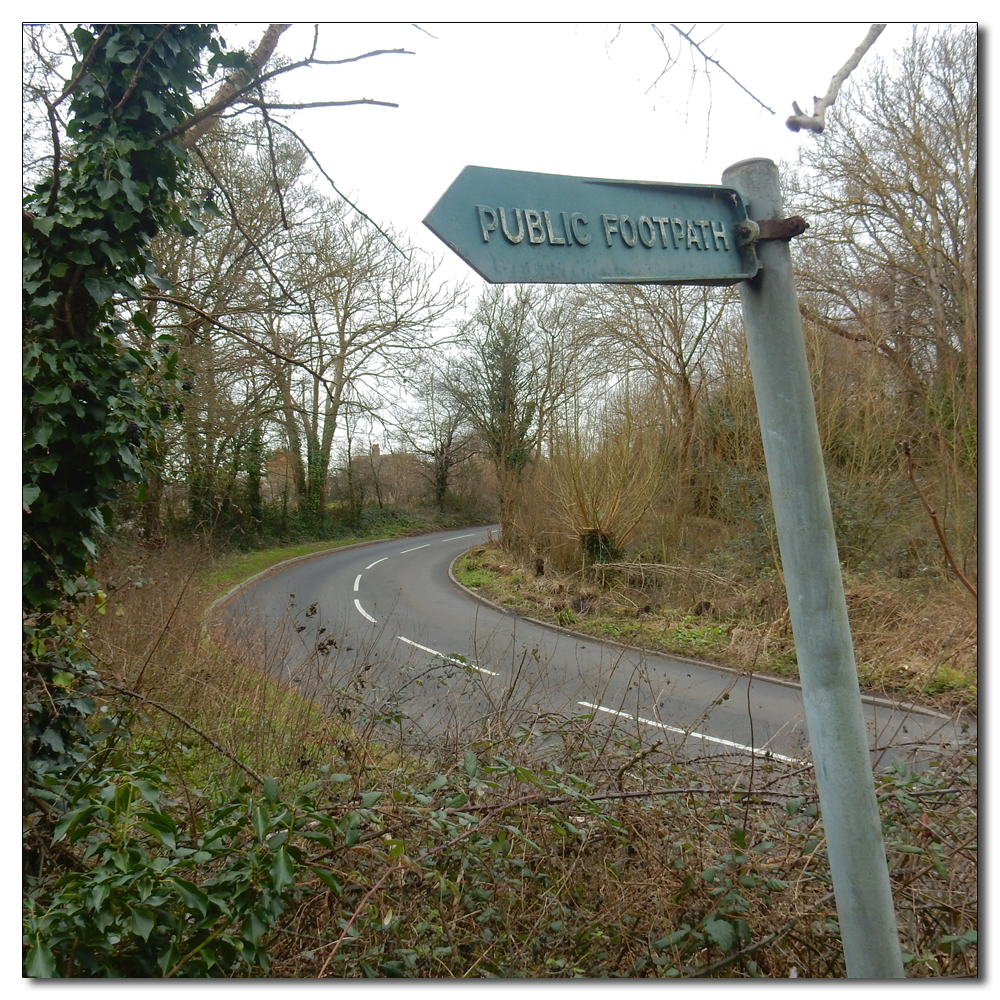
[{"x1": 22, "y1": 24, "x2": 245, "y2": 613}]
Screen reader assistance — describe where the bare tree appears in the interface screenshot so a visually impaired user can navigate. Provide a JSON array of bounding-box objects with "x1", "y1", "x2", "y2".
[
  {"x1": 264, "y1": 203, "x2": 461, "y2": 524},
  {"x1": 394, "y1": 366, "x2": 479, "y2": 511},
  {"x1": 443, "y1": 287, "x2": 589, "y2": 540},
  {"x1": 580, "y1": 284, "x2": 733, "y2": 516}
]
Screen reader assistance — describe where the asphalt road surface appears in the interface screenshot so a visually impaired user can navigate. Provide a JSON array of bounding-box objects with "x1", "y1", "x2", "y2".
[{"x1": 214, "y1": 526, "x2": 973, "y2": 764}]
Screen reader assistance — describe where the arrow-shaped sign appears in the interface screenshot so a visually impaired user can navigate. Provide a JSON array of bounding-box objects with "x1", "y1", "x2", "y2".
[{"x1": 424, "y1": 165, "x2": 759, "y2": 285}]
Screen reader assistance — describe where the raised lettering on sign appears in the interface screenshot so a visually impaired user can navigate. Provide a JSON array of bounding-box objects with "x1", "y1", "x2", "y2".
[{"x1": 475, "y1": 205, "x2": 734, "y2": 252}]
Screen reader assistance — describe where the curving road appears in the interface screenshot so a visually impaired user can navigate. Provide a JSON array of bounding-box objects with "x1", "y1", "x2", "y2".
[{"x1": 213, "y1": 526, "x2": 972, "y2": 763}]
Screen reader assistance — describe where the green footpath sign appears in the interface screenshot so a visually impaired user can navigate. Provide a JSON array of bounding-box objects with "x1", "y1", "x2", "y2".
[{"x1": 423, "y1": 165, "x2": 759, "y2": 285}]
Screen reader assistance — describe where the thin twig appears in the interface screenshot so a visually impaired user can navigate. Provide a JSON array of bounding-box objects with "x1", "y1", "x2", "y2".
[
  {"x1": 256, "y1": 90, "x2": 291, "y2": 230},
  {"x1": 52, "y1": 25, "x2": 110, "y2": 108},
  {"x1": 260, "y1": 116, "x2": 410, "y2": 261},
  {"x1": 164, "y1": 916, "x2": 233, "y2": 977},
  {"x1": 317, "y1": 813, "x2": 492, "y2": 975},
  {"x1": 141, "y1": 294, "x2": 340, "y2": 386},
  {"x1": 246, "y1": 98, "x2": 399, "y2": 111},
  {"x1": 42, "y1": 97, "x2": 61, "y2": 215},
  {"x1": 692, "y1": 892, "x2": 837, "y2": 977},
  {"x1": 190, "y1": 148, "x2": 299, "y2": 302},
  {"x1": 668, "y1": 23, "x2": 775, "y2": 114},
  {"x1": 112, "y1": 25, "x2": 171, "y2": 111}
]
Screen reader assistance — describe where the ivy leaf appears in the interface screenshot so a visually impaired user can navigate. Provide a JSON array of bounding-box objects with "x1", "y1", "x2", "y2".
[
  {"x1": 131, "y1": 907, "x2": 156, "y2": 942},
  {"x1": 83, "y1": 276, "x2": 119, "y2": 305},
  {"x1": 112, "y1": 211, "x2": 136, "y2": 232},
  {"x1": 96, "y1": 179, "x2": 119, "y2": 200},
  {"x1": 22, "y1": 484, "x2": 41, "y2": 511},
  {"x1": 145, "y1": 270, "x2": 172, "y2": 291},
  {"x1": 120, "y1": 178, "x2": 144, "y2": 211},
  {"x1": 24, "y1": 940, "x2": 57, "y2": 978},
  {"x1": 132, "y1": 312, "x2": 156, "y2": 336},
  {"x1": 170, "y1": 877, "x2": 210, "y2": 917},
  {"x1": 29, "y1": 215, "x2": 57, "y2": 237},
  {"x1": 52, "y1": 802, "x2": 100, "y2": 842}
]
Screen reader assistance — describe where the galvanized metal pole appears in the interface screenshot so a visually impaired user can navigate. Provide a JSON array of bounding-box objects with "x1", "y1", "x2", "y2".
[{"x1": 722, "y1": 158, "x2": 904, "y2": 979}]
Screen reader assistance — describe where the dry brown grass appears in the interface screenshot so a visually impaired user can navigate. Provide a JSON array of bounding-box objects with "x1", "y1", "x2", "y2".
[{"x1": 81, "y1": 537, "x2": 344, "y2": 777}]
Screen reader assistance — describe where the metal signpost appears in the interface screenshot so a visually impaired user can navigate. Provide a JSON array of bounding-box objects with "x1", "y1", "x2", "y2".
[{"x1": 425, "y1": 159, "x2": 905, "y2": 979}]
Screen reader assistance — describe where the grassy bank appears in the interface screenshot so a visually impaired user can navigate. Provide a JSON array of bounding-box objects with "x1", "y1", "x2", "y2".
[{"x1": 453, "y1": 545, "x2": 977, "y2": 715}]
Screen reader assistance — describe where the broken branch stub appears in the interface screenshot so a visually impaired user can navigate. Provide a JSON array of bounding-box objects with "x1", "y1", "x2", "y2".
[{"x1": 786, "y1": 24, "x2": 886, "y2": 134}]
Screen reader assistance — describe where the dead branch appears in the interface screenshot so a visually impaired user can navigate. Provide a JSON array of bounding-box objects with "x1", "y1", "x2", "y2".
[
  {"x1": 260, "y1": 115, "x2": 410, "y2": 261},
  {"x1": 786, "y1": 24, "x2": 886, "y2": 133},
  {"x1": 140, "y1": 293, "x2": 345, "y2": 387},
  {"x1": 597, "y1": 562, "x2": 740, "y2": 590},
  {"x1": 666, "y1": 23, "x2": 775, "y2": 115},
  {"x1": 246, "y1": 98, "x2": 399, "y2": 111},
  {"x1": 104, "y1": 681, "x2": 264, "y2": 784},
  {"x1": 51, "y1": 24, "x2": 110, "y2": 108},
  {"x1": 901, "y1": 441, "x2": 977, "y2": 599}
]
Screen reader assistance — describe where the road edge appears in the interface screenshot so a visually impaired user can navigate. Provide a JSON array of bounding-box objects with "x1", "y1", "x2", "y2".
[{"x1": 204, "y1": 537, "x2": 395, "y2": 628}]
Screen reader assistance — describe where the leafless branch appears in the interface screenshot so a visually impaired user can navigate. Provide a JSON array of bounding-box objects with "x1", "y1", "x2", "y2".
[
  {"x1": 261, "y1": 116, "x2": 410, "y2": 261},
  {"x1": 142, "y1": 293, "x2": 343, "y2": 388},
  {"x1": 191, "y1": 147, "x2": 299, "y2": 300},
  {"x1": 177, "y1": 23, "x2": 292, "y2": 150},
  {"x1": 667, "y1": 23, "x2": 774, "y2": 114},
  {"x1": 297, "y1": 47, "x2": 415, "y2": 67},
  {"x1": 255, "y1": 91, "x2": 291, "y2": 230},
  {"x1": 42, "y1": 97, "x2": 61, "y2": 215},
  {"x1": 112, "y1": 25, "x2": 171, "y2": 111},
  {"x1": 246, "y1": 98, "x2": 399, "y2": 111},
  {"x1": 786, "y1": 23, "x2": 886, "y2": 133},
  {"x1": 105, "y1": 681, "x2": 263, "y2": 784},
  {"x1": 165, "y1": 34, "x2": 412, "y2": 149}
]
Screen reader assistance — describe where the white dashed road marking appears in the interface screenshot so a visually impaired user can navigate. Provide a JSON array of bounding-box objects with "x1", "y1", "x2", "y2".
[
  {"x1": 578, "y1": 701, "x2": 806, "y2": 765},
  {"x1": 354, "y1": 599, "x2": 377, "y2": 623},
  {"x1": 398, "y1": 637, "x2": 499, "y2": 676}
]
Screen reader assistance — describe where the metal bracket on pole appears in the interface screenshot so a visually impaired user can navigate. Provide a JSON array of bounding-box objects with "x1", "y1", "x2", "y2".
[
  {"x1": 736, "y1": 216, "x2": 809, "y2": 248},
  {"x1": 723, "y1": 158, "x2": 904, "y2": 979}
]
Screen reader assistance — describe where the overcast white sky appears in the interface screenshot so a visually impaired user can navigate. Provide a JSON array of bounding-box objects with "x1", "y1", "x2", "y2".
[{"x1": 219, "y1": 19, "x2": 976, "y2": 292}]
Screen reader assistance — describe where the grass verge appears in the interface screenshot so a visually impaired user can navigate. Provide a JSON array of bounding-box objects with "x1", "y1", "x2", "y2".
[{"x1": 453, "y1": 546, "x2": 977, "y2": 714}]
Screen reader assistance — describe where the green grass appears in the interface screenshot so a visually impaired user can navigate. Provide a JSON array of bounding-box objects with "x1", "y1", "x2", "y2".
[{"x1": 201, "y1": 531, "x2": 404, "y2": 600}]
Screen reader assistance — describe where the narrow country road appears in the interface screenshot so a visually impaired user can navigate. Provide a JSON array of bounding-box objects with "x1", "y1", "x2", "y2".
[{"x1": 213, "y1": 526, "x2": 972, "y2": 763}]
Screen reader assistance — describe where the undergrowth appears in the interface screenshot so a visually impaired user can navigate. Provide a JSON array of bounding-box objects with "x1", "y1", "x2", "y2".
[{"x1": 23, "y1": 534, "x2": 977, "y2": 978}]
